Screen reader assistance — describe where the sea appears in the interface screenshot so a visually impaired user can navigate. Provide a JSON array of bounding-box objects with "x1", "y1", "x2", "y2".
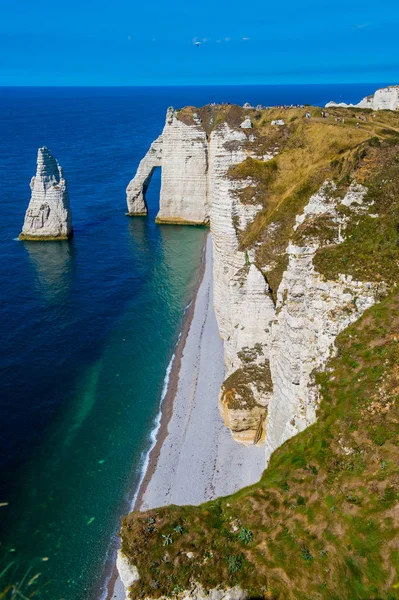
[{"x1": 0, "y1": 84, "x2": 389, "y2": 599}]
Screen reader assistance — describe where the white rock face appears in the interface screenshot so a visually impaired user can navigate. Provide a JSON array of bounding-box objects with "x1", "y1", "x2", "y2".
[
  {"x1": 121, "y1": 577, "x2": 246, "y2": 600},
  {"x1": 209, "y1": 124, "x2": 275, "y2": 375},
  {"x1": 208, "y1": 124, "x2": 275, "y2": 443},
  {"x1": 126, "y1": 136, "x2": 163, "y2": 215},
  {"x1": 326, "y1": 85, "x2": 399, "y2": 111},
  {"x1": 127, "y1": 109, "x2": 385, "y2": 455},
  {"x1": 126, "y1": 108, "x2": 209, "y2": 224},
  {"x1": 116, "y1": 550, "x2": 140, "y2": 599},
  {"x1": 20, "y1": 147, "x2": 72, "y2": 240},
  {"x1": 264, "y1": 183, "x2": 384, "y2": 463}
]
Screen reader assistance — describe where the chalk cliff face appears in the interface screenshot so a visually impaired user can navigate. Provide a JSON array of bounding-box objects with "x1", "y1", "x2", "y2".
[
  {"x1": 264, "y1": 182, "x2": 384, "y2": 461},
  {"x1": 127, "y1": 111, "x2": 275, "y2": 444},
  {"x1": 326, "y1": 85, "x2": 399, "y2": 110},
  {"x1": 117, "y1": 550, "x2": 139, "y2": 596},
  {"x1": 20, "y1": 147, "x2": 73, "y2": 240},
  {"x1": 208, "y1": 124, "x2": 275, "y2": 443},
  {"x1": 126, "y1": 108, "x2": 384, "y2": 452}
]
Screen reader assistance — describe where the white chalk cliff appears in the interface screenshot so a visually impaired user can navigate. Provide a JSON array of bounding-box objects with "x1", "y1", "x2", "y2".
[
  {"x1": 326, "y1": 85, "x2": 399, "y2": 111},
  {"x1": 121, "y1": 107, "x2": 387, "y2": 600},
  {"x1": 20, "y1": 147, "x2": 73, "y2": 240},
  {"x1": 127, "y1": 110, "x2": 275, "y2": 444},
  {"x1": 264, "y1": 182, "x2": 384, "y2": 461},
  {"x1": 126, "y1": 108, "x2": 384, "y2": 452}
]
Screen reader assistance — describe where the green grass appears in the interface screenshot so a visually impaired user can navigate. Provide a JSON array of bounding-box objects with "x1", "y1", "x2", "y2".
[{"x1": 314, "y1": 145, "x2": 399, "y2": 284}]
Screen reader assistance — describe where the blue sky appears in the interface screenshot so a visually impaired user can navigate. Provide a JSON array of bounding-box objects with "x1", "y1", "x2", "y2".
[{"x1": 0, "y1": 0, "x2": 398, "y2": 86}]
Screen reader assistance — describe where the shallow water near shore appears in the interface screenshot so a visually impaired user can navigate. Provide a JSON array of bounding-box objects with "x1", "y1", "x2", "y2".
[{"x1": 0, "y1": 84, "x2": 390, "y2": 599}]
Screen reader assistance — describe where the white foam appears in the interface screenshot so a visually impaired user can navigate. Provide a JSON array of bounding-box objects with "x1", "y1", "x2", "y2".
[{"x1": 129, "y1": 351, "x2": 175, "y2": 510}]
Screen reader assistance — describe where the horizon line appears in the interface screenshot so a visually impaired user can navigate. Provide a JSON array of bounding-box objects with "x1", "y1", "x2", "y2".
[{"x1": 0, "y1": 81, "x2": 395, "y2": 89}]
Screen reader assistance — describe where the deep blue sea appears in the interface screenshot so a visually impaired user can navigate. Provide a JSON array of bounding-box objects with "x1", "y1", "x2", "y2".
[{"x1": 0, "y1": 84, "x2": 389, "y2": 599}]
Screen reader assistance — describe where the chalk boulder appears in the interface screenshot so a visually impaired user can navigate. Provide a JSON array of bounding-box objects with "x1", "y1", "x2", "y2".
[{"x1": 240, "y1": 116, "x2": 253, "y2": 129}]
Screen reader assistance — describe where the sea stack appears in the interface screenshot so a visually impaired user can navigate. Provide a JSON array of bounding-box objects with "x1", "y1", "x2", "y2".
[{"x1": 19, "y1": 147, "x2": 73, "y2": 240}]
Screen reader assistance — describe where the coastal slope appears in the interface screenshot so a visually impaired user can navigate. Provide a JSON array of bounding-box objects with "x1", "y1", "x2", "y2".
[{"x1": 119, "y1": 99, "x2": 399, "y2": 600}]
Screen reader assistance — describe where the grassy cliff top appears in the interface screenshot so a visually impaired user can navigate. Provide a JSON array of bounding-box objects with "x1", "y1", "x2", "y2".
[{"x1": 177, "y1": 104, "x2": 399, "y2": 298}]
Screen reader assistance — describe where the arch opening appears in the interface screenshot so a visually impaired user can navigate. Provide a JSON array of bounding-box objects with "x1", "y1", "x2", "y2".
[{"x1": 143, "y1": 166, "x2": 162, "y2": 219}]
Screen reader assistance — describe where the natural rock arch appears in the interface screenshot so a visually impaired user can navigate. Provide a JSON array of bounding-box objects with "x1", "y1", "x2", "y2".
[
  {"x1": 126, "y1": 136, "x2": 163, "y2": 216},
  {"x1": 126, "y1": 109, "x2": 209, "y2": 225}
]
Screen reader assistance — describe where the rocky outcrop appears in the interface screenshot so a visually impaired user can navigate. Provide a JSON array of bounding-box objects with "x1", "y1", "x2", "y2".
[
  {"x1": 126, "y1": 108, "x2": 209, "y2": 224},
  {"x1": 19, "y1": 147, "x2": 73, "y2": 240},
  {"x1": 240, "y1": 116, "x2": 252, "y2": 129},
  {"x1": 326, "y1": 85, "x2": 399, "y2": 111}
]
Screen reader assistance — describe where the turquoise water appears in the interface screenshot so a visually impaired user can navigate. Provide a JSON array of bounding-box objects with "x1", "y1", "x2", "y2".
[
  {"x1": 1, "y1": 211, "x2": 206, "y2": 599},
  {"x1": 0, "y1": 84, "x2": 387, "y2": 599}
]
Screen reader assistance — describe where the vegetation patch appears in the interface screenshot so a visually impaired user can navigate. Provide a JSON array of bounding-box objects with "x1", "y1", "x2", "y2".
[
  {"x1": 314, "y1": 145, "x2": 399, "y2": 284},
  {"x1": 293, "y1": 213, "x2": 338, "y2": 246},
  {"x1": 222, "y1": 360, "x2": 272, "y2": 411},
  {"x1": 176, "y1": 104, "x2": 248, "y2": 136}
]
